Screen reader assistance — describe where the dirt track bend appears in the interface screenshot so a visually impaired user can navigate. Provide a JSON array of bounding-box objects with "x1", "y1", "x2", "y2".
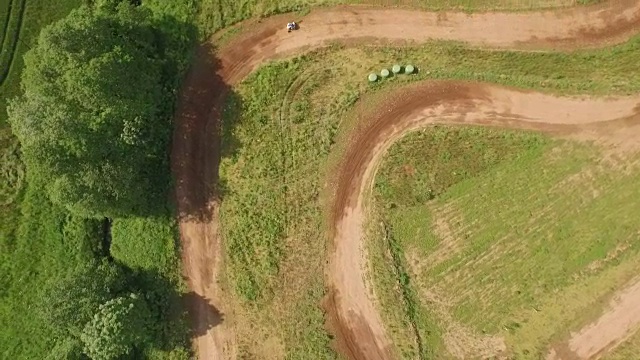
[{"x1": 170, "y1": 1, "x2": 640, "y2": 359}]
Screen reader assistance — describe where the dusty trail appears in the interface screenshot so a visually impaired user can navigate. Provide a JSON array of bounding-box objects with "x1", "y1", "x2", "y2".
[{"x1": 170, "y1": 1, "x2": 640, "y2": 359}]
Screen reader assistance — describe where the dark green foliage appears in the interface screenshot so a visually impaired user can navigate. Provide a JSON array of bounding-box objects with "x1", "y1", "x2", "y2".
[
  {"x1": 8, "y1": 2, "x2": 195, "y2": 218},
  {"x1": 46, "y1": 337, "x2": 86, "y2": 360},
  {"x1": 1, "y1": 1, "x2": 195, "y2": 358},
  {"x1": 39, "y1": 260, "x2": 127, "y2": 339}
]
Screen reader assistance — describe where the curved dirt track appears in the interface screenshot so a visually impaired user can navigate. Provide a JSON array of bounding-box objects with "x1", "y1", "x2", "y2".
[
  {"x1": 170, "y1": 1, "x2": 640, "y2": 359},
  {"x1": 332, "y1": 81, "x2": 640, "y2": 360}
]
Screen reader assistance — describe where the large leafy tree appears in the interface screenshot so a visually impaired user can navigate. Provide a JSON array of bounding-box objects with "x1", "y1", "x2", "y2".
[
  {"x1": 45, "y1": 337, "x2": 86, "y2": 360},
  {"x1": 8, "y1": 3, "x2": 172, "y2": 218},
  {"x1": 80, "y1": 293, "x2": 152, "y2": 360}
]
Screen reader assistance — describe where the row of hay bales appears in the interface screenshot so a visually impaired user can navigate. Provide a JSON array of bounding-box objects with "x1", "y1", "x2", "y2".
[{"x1": 368, "y1": 64, "x2": 415, "y2": 82}]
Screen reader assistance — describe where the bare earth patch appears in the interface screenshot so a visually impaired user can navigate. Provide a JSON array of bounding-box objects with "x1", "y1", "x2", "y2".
[{"x1": 547, "y1": 276, "x2": 640, "y2": 360}]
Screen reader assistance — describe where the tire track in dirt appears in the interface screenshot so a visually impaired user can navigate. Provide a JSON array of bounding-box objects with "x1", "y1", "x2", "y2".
[{"x1": 171, "y1": 1, "x2": 640, "y2": 359}]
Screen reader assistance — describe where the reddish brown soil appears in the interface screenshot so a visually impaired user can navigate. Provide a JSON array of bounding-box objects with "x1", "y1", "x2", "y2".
[{"x1": 170, "y1": 2, "x2": 640, "y2": 359}]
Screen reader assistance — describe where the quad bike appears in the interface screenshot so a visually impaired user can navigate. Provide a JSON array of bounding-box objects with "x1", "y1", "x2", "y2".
[{"x1": 287, "y1": 22, "x2": 298, "y2": 32}]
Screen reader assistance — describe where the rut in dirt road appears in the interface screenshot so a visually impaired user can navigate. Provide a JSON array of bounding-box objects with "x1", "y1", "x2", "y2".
[{"x1": 170, "y1": 1, "x2": 640, "y2": 359}]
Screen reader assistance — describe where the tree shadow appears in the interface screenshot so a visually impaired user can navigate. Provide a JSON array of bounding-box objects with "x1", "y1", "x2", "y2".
[
  {"x1": 170, "y1": 41, "x2": 244, "y2": 223},
  {"x1": 182, "y1": 291, "x2": 225, "y2": 337},
  {"x1": 124, "y1": 268, "x2": 227, "y2": 354}
]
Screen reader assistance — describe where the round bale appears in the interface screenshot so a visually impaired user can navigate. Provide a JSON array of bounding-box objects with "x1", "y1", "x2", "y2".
[{"x1": 368, "y1": 73, "x2": 378, "y2": 82}]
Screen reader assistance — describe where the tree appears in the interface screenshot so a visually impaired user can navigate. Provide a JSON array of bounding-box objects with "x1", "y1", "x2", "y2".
[
  {"x1": 8, "y1": 3, "x2": 171, "y2": 218},
  {"x1": 80, "y1": 293, "x2": 152, "y2": 360},
  {"x1": 46, "y1": 337, "x2": 86, "y2": 360},
  {"x1": 39, "y1": 260, "x2": 126, "y2": 338}
]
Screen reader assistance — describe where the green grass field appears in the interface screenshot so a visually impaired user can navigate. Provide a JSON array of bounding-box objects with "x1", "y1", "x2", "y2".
[{"x1": 369, "y1": 128, "x2": 640, "y2": 358}]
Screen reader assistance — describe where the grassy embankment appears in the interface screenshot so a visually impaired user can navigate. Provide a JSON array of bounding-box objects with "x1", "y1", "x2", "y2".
[
  {"x1": 605, "y1": 329, "x2": 640, "y2": 360},
  {"x1": 218, "y1": 29, "x2": 640, "y2": 357}
]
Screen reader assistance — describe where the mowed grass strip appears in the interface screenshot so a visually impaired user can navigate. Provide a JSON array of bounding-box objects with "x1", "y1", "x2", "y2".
[
  {"x1": 366, "y1": 36, "x2": 640, "y2": 95},
  {"x1": 0, "y1": 0, "x2": 25, "y2": 85},
  {"x1": 0, "y1": 0, "x2": 14, "y2": 49},
  {"x1": 372, "y1": 126, "x2": 640, "y2": 358},
  {"x1": 358, "y1": 0, "x2": 598, "y2": 11}
]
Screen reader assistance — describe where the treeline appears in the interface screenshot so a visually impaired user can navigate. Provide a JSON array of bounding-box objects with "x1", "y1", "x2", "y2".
[
  {"x1": 7, "y1": 0, "x2": 197, "y2": 359},
  {"x1": 9, "y1": 0, "x2": 194, "y2": 218}
]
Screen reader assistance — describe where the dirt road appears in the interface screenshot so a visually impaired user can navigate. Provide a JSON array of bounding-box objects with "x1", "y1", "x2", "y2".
[{"x1": 171, "y1": 1, "x2": 640, "y2": 359}]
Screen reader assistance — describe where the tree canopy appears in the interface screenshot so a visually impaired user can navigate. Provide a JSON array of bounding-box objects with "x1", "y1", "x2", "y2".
[
  {"x1": 8, "y1": 3, "x2": 176, "y2": 218},
  {"x1": 80, "y1": 293, "x2": 152, "y2": 360},
  {"x1": 40, "y1": 261, "x2": 126, "y2": 339}
]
